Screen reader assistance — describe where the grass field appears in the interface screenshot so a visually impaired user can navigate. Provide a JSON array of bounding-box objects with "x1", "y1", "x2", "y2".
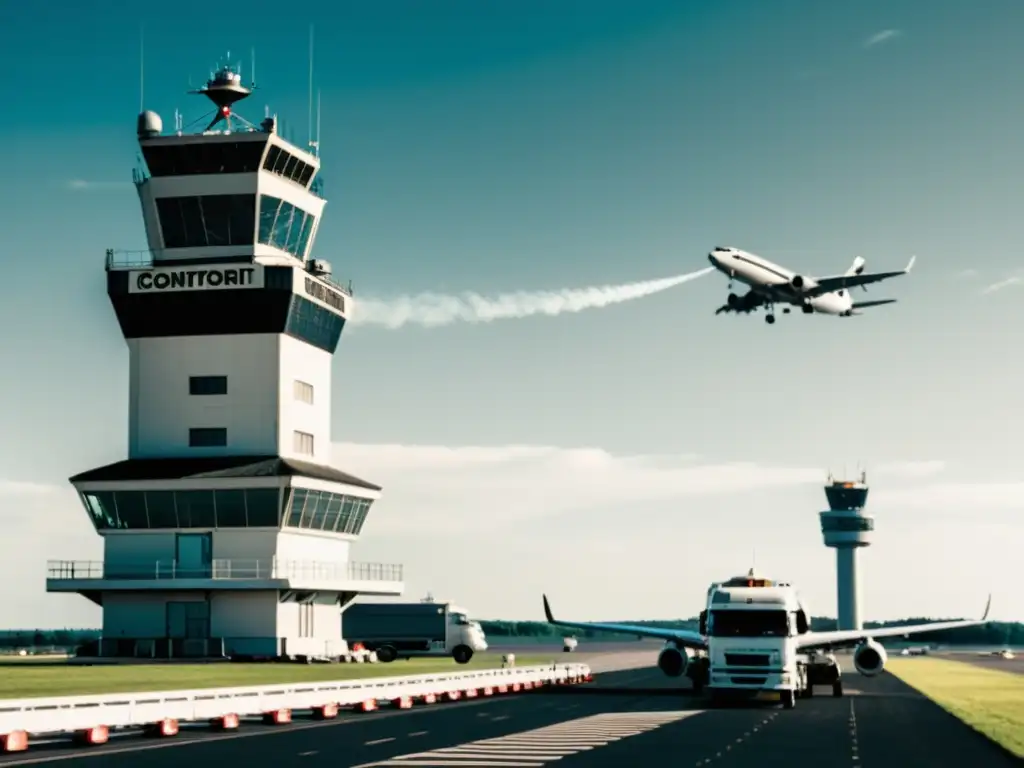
[
  {"x1": 886, "y1": 658, "x2": 1024, "y2": 759},
  {"x1": 0, "y1": 653, "x2": 552, "y2": 700}
]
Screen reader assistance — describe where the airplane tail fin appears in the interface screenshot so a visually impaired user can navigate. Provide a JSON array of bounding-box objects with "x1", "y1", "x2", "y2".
[{"x1": 845, "y1": 256, "x2": 866, "y2": 277}]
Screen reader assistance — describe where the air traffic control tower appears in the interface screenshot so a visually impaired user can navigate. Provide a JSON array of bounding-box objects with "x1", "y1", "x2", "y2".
[
  {"x1": 819, "y1": 471, "x2": 874, "y2": 631},
  {"x1": 45, "y1": 57, "x2": 404, "y2": 660}
]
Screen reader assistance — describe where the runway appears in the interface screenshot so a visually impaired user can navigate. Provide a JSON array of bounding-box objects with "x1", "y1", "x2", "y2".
[
  {"x1": 940, "y1": 653, "x2": 1024, "y2": 676},
  {"x1": 0, "y1": 655, "x2": 1016, "y2": 767}
]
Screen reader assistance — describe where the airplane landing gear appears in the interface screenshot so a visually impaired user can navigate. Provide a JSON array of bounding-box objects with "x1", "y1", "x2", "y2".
[
  {"x1": 802, "y1": 304, "x2": 813, "y2": 314},
  {"x1": 765, "y1": 314, "x2": 775, "y2": 324}
]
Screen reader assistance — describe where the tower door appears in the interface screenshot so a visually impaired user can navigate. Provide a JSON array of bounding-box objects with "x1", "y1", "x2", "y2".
[{"x1": 175, "y1": 533, "x2": 212, "y2": 578}]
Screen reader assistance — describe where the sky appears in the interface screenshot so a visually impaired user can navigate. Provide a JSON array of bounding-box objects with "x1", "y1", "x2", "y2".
[{"x1": 0, "y1": 0, "x2": 1022, "y2": 628}]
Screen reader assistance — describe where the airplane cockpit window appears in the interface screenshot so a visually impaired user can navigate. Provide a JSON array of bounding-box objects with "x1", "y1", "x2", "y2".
[{"x1": 714, "y1": 246, "x2": 730, "y2": 252}]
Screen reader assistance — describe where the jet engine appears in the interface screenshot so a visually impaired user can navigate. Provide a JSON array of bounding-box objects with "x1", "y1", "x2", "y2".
[
  {"x1": 853, "y1": 638, "x2": 888, "y2": 676},
  {"x1": 657, "y1": 642, "x2": 694, "y2": 677},
  {"x1": 791, "y1": 275, "x2": 806, "y2": 290}
]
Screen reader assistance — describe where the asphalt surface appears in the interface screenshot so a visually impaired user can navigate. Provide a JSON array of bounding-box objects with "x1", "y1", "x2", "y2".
[
  {"x1": 941, "y1": 653, "x2": 1024, "y2": 676},
  {"x1": 0, "y1": 653, "x2": 1017, "y2": 767}
]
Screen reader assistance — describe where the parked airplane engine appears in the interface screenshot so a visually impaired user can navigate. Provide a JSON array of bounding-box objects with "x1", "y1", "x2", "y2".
[
  {"x1": 657, "y1": 642, "x2": 694, "y2": 677},
  {"x1": 791, "y1": 274, "x2": 806, "y2": 290},
  {"x1": 853, "y1": 638, "x2": 888, "y2": 676}
]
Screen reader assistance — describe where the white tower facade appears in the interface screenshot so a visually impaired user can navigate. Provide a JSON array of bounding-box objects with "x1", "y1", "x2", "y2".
[
  {"x1": 46, "y1": 60, "x2": 404, "y2": 661},
  {"x1": 819, "y1": 471, "x2": 874, "y2": 631}
]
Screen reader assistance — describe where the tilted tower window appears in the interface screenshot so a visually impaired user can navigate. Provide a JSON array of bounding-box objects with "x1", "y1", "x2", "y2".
[
  {"x1": 821, "y1": 516, "x2": 874, "y2": 533},
  {"x1": 157, "y1": 194, "x2": 256, "y2": 249},
  {"x1": 285, "y1": 488, "x2": 374, "y2": 535},
  {"x1": 79, "y1": 489, "x2": 283, "y2": 530},
  {"x1": 142, "y1": 141, "x2": 267, "y2": 176},
  {"x1": 258, "y1": 195, "x2": 315, "y2": 259},
  {"x1": 263, "y1": 146, "x2": 316, "y2": 187}
]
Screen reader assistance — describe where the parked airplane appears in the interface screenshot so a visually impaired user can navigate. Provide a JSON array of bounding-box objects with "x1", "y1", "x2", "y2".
[
  {"x1": 542, "y1": 571, "x2": 991, "y2": 708},
  {"x1": 707, "y1": 246, "x2": 916, "y2": 324}
]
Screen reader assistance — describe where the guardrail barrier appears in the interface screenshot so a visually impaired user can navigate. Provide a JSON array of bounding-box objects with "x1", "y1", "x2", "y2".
[{"x1": 0, "y1": 662, "x2": 593, "y2": 753}]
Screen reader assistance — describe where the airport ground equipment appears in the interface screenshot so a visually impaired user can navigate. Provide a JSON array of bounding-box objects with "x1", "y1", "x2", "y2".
[
  {"x1": 342, "y1": 599, "x2": 489, "y2": 663},
  {"x1": 0, "y1": 663, "x2": 592, "y2": 753},
  {"x1": 45, "y1": 54, "x2": 405, "y2": 662}
]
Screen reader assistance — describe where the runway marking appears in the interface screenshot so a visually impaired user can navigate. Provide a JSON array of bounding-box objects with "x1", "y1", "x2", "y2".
[
  {"x1": 352, "y1": 710, "x2": 702, "y2": 767},
  {"x1": 409, "y1": 732, "x2": 429, "y2": 737},
  {"x1": 0, "y1": 691, "x2": 514, "y2": 766},
  {"x1": 367, "y1": 738, "x2": 397, "y2": 746},
  {"x1": 849, "y1": 700, "x2": 861, "y2": 764},
  {"x1": 694, "y1": 710, "x2": 779, "y2": 765},
  {"x1": 298, "y1": 751, "x2": 318, "y2": 757}
]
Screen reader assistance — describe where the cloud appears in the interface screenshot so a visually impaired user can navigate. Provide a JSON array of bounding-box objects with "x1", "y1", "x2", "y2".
[
  {"x1": 333, "y1": 444, "x2": 959, "y2": 535},
  {"x1": 0, "y1": 479, "x2": 66, "y2": 496},
  {"x1": 870, "y1": 460, "x2": 946, "y2": 479},
  {"x1": 864, "y1": 29, "x2": 901, "y2": 48},
  {"x1": 64, "y1": 179, "x2": 132, "y2": 192},
  {"x1": 334, "y1": 443, "x2": 822, "y2": 533},
  {"x1": 981, "y1": 276, "x2": 1021, "y2": 295}
]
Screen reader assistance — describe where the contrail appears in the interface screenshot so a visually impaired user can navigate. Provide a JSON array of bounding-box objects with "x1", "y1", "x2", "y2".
[{"x1": 351, "y1": 266, "x2": 715, "y2": 330}]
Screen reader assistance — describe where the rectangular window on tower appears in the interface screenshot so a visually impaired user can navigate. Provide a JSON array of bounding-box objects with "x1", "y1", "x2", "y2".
[
  {"x1": 293, "y1": 380, "x2": 314, "y2": 404},
  {"x1": 190, "y1": 428, "x2": 228, "y2": 448},
  {"x1": 293, "y1": 430, "x2": 314, "y2": 455},
  {"x1": 189, "y1": 376, "x2": 228, "y2": 396}
]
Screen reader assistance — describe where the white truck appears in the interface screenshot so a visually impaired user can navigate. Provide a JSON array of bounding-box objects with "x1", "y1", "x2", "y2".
[
  {"x1": 679, "y1": 573, "x2": 839, "y2": 707},
  {"x1": 341, "y1": 599, "x2": 489, "y2": 664},
  {"x1": 543, "y1": 567, "x2": 991, "y2": 709}
]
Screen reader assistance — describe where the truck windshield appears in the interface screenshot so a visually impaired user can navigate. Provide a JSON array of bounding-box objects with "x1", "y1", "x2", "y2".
[
  {"x1": 451, "y1": 612, "x2": 470, "y2": 625},
  {"x1": 709, "y1": 609, "x2": 788, "y2": 637}
]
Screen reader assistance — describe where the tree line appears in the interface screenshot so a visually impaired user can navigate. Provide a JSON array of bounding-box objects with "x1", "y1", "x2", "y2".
[{"x1": 0, "y1": 619, "x2": 1018, "y2": 652}]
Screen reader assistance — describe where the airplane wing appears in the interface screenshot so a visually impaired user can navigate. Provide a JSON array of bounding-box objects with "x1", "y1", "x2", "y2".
[
  {"x1": 715, "y1": 289, "x2": 767, "y2": 315},
  {"x1": 795, "y1": 594, "x2": 991, "y2": 652},
  {"x1": 542, "y1": 595, "x2": 708, "y2": 651},
  {"x1": 852, "y1": 299, "x2": 897, "y2": 310},
  {"x1": 804, "y1": 256, "x2": 916, "y2": 298}
]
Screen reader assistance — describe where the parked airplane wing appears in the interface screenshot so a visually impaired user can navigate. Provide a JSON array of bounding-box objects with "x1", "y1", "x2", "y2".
[
  {"x1": 805, "y1": 256, "x2": 916, "y2": 298},
  {"x1": 795, "y1": 594, "x2": 991, "y2": 652},
  {"x1": 542, "y1": 595, "x2": 708, "y2": 650}
]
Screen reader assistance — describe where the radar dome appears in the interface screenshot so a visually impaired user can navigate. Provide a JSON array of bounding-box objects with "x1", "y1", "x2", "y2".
[{"x1": 137, "y1": 110, "x2": 163, "y2": 139}]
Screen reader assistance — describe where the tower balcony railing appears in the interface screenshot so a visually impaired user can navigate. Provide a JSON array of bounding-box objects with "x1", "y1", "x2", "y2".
[
  {"x1": 47, "y1": 558, "x2": 403, "y2": 583},
  {"x1": 103, "y1": 249, "x2": 354, "y2": 296}
]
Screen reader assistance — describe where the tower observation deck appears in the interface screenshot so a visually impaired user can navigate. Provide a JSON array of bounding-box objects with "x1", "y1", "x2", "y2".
[
  {"x1": 819, "y1": 471, "x2": 874, "y2": 631},
  {"x1": 45, "y1": 57, "x2": 405, "y2": 661}
]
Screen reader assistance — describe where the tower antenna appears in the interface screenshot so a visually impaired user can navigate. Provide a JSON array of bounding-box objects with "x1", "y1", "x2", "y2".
[
  {"x1": 139, "y1": 23, "x2": 145, "y2": 112},
  {"x1": 251, "y1": 46, "x2": 256, "y2": 88},
  {"x1": 308, "y1": 23, "x2": 315, "y2": 148},
  {"x1": 314, "y1": 88, "x2": 322, "y2": 157}
]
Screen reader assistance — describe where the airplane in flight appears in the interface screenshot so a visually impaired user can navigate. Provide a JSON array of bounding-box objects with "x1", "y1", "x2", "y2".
[
  {"x1": 707, "y1": 246, "x2": 916, "y2": 324},
  {"x1": 542, "y1": 570, "x2": 992, "y2": 708}
]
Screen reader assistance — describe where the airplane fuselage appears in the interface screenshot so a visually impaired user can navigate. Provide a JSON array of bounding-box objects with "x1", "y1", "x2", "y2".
[{"x1": 708, "y1": 247, "x2": 854, "y2": 316}]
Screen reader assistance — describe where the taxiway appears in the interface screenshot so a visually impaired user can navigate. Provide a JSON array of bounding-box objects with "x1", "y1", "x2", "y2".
[{"x1": 0, "y1": 645, "x2": 1015, "y2": 767}]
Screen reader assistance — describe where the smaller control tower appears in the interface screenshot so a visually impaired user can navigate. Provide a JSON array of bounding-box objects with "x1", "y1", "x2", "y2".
[{"x1": 819, "y1": 471, "x2": 874, "y2": 631}]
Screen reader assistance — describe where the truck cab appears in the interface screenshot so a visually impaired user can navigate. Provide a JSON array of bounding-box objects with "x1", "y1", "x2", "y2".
[{"x1": 688, "y1": 571, "x2": 820, "y2": 708}]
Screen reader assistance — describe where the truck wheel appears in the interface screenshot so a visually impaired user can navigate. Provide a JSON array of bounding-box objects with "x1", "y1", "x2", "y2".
[
  {"x1": 452, "y1": 645, "x2": 473, "y2": 664},
  {"x1": 377, "y1": 645, "x2": 398, "y2": 663},
  {"x1": 782, "y1": 690, "x2": 796, "y2": 709},
  {"x1": 832, "y1": 680, "x2": 843, "y2": 698}
]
